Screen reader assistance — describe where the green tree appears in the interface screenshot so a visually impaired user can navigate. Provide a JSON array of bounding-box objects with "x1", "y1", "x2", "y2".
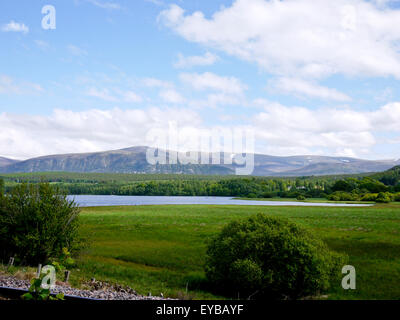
[
  {"x1": 205, "y1": 214, "x2": 346, "y2": 300},
  {"x1": 0, "y1": 182, "x2": 81, "y2": 265}
]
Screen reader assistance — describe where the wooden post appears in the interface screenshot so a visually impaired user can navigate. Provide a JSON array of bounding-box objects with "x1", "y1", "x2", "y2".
[
  {"x1": 8, "y1": 257, "x2": 14, "y2": 267},
  {"x1": 64, "y1": 270, "x2": 70, "y2": 283},
  {"x1": 37, "y1": 264, "x2": 42, "y2": 278}
]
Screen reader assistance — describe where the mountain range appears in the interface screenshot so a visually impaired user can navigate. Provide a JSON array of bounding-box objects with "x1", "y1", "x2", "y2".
[{"x1": 0, "y1": 146, "x2": 399, "y2": 176}]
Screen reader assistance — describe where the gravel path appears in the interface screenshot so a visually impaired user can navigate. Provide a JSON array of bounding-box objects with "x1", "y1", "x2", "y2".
[{"x1": 0, "y1": 275, "x2": 171, "y2": 300}]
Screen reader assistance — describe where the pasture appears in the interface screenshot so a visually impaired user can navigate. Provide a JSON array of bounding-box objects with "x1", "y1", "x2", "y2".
[{"x1": 74, "y1": 204, "x2": 400, "y2": 300}]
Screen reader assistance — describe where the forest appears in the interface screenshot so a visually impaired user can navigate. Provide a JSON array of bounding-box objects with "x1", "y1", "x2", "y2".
[{"x1": 1, "y1": 166, "x2": 399, "y2": 202}]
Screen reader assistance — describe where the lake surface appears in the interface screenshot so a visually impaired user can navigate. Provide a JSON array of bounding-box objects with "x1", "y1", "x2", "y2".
[{"x1": 68, "y1": 195, "x2": 372, "y2": 207}]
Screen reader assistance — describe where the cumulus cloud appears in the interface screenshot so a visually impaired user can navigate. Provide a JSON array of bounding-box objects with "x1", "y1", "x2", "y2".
[
  {"x1": 251, "y1": 100, "x2": 400, "y2": 157},
  {"x1": 160, "y1": 0, "x2": 400, "y2": 79},
  {"x1": 1, "y1": 21, "x2": 29, "y2": 34},
  {"x1": 174, "y1": 52, "x2": 219, "y2": 68},
  {"x1": 269, "y1": 78, "x2": 352, "y2": 102},
  {"x1": 0, "y1": 107, "x2": 201, "y2": 159},
  {"x1": 1, "y1": 102, "x2": 400, "y2": 159}
]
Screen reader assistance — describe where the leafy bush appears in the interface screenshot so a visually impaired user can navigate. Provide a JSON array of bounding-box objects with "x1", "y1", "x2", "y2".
[
  {"x1": 296, "y1": 195, "x2": 306, "y2": 201},
  {"x1": 205, "y1": 214, "x2": 347, "y2": 300},
  {"x1": 361, "y1": 193, "x2": 378, "y2": 202},
  {"x1": 51, "y1": 247, "x2": 76, "y2": 273},
  {"x1": 394, "y1": 193, "x2": 400, "y2": 202},
  {"x1": 0, "y1": 182, "x2": 81, "y2": 265},
  {"x1": 261, "y1": 192, "x2": 274, "y2": 198},
  {"x1": 327, "y1": 191, "x2": 359, "y2": 201},
  {"x1": 375, "y1": 192, "x2": 392, "y2": 203}
]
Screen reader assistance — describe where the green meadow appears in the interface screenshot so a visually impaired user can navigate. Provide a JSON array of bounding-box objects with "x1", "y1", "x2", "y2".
[{"x1": 73, "y1": 204, "x2": 400, "y2": 300}]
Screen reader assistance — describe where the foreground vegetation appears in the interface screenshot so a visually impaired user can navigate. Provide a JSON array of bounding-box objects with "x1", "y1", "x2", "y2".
[
  {"x1": 71, "y1": 203, "x2": 400, "y2": 300},
  {"x1": 205, "y1": 214, "x2": 346, "y2": 299},
  {"x1": 0, "y1": 181, "x2": 80, "y2": 265}
]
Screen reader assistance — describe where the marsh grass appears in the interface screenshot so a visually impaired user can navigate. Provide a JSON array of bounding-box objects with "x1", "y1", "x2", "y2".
[{"x1": 68, "y1": 204, "x2": 400, "y2": 299}]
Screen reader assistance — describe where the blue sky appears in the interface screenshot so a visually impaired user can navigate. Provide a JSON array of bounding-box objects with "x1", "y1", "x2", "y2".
[{"x1": 1, "y1": 0, "x2": 400, "y2": 160}]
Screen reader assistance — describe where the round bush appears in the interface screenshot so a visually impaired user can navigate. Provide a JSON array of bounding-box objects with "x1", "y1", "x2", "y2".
[
  {"x1": 205, "y1": 214, "x2": 346, "y2": 300},
  {"x1": 375, "y1": 192, "x2": 392, "y2": 203},
  {"x1": 0, "y1": 182, "x2": 81, "y2": 265}
]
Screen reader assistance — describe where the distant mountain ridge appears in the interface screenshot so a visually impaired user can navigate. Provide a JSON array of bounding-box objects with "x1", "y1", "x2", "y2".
[
  {"x1": 0, "y1": 157, "x2": 19, "y2": 168},
  {"x1": 0, "y1": 146, "x2": 399, "y2": 176}
]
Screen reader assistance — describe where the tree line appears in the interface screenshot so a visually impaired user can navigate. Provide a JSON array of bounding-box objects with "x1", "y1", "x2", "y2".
[{"x1": 1, "y1": 166, "x2": 399, "y2": 202}]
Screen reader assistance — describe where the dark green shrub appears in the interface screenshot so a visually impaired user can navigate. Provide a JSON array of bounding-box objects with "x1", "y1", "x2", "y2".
[
  {"x1": 205, "y1": 214, "x2": 347, "y2": 300},
  {"x1": 0, "y1": 182, "x2": 81, "y2": 265},
  {"x1": 327, "y1": 191, "x2": 359, "y2": 201},
  {"x1": 261, "y1": 192, "x2": 274, "y2": 198},
  {"x1": 375, "y1": 192, "x2": 392, "y2": 203},
  {"x1": 296, "y1": 195, "x2": 306, "y2": 201}
]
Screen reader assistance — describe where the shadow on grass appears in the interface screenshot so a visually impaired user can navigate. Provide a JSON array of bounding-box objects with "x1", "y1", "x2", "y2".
[{"x1": 325, "y1": 238, "x2": 400, "y2": 260}]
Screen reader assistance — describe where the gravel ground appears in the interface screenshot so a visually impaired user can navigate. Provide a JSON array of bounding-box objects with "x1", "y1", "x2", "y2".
[{"x1": 0, "y1": 275, "x2": 172, "y2": 300}]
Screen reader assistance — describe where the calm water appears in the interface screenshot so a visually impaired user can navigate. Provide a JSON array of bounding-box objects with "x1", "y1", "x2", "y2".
[{"x1": 67, "y1": 195, "x2": 372, "y2": 208}]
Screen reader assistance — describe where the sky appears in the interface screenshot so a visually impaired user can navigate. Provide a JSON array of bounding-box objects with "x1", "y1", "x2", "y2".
[{"x1": 1, "y1": 0, "x2": 400, "y2": 160}]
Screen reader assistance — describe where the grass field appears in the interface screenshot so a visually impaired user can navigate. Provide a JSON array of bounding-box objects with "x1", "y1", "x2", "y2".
[
  {"x1": 71, "y1": 203, "x2": 400, "y2": 300},
  {"x1": 235, "y1": 197, "x2": 378, "y2": 204}
]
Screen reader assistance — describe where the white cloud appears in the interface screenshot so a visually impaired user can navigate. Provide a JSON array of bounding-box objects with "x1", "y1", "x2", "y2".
[
  {"x1": 1, "y1": 21, "x2": 29, "y2": 34},
  {"x1": 251, "y1": 100, "x2": 400, "y2": 157},
  {"x1": 0, "y1": 75, "x2": 43, "y2": 95},
  {"x1": 67, "y1": 45, "x2": 88, "y2": 56},
  {"x1": 87, "y1": 87, "x2": 118, "y2": 102},
  {"x1": 160, "y1": 0, "x2": 400, "y2": 79},
  {"x1": 0, "y1": 107, "x2": 201, "y2": 159},
  {"x1": 269, "y1": 77, "x2": 352, "y2": 102},
  {"x1": 145, "y1": 0, "x2": 164, "y2": 6},
  {"x1": 159, "y1": 89, "x2": 185, "y2": 103},
  {"x1": 123, "y1": 91, "x2": 143, "y2": 103},
  {"x1": 87, "y1": 87, "x2": 143, "y2": 103},
  {"x1": 180, "y1": 72, "x2": 246, "y2": 95},
  {"x1": 174, "y1": 52, "x2": 219, "y2": 68},
  {"x1": 1, "y1": 101, "x2": 400, "y2": 159},
  {"x1": 35, "y1": 40, "x2": 50, "y2": 51},
  {"x1": 142, "y1": 77, "x2": 173, "y2": 88},
  {"x1": 85, "y1": 0, "x2": 121, "y2": 10}
]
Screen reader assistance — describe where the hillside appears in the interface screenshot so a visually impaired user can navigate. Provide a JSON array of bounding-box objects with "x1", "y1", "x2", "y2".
[
  {"x1": 0, "y1": 157, "x2": 19, "y2": 168},
  {"x1": 0, "y1": 146, "x2": 398, "y2": 176},
  {"x1": 372, "y1": 165, "x2": 400, "y2": 186}
]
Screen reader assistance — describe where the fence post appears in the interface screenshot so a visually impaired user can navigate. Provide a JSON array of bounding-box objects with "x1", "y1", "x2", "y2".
[
  {"x1": 64, "y1": 270, "x2": 70, "y2": 283},
  {"x1": 37, "y1": 264, "x2": 42, "y2": 278},
  {"x1": 8, "y1": 257, "x2": 14, "y2": 267}
]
